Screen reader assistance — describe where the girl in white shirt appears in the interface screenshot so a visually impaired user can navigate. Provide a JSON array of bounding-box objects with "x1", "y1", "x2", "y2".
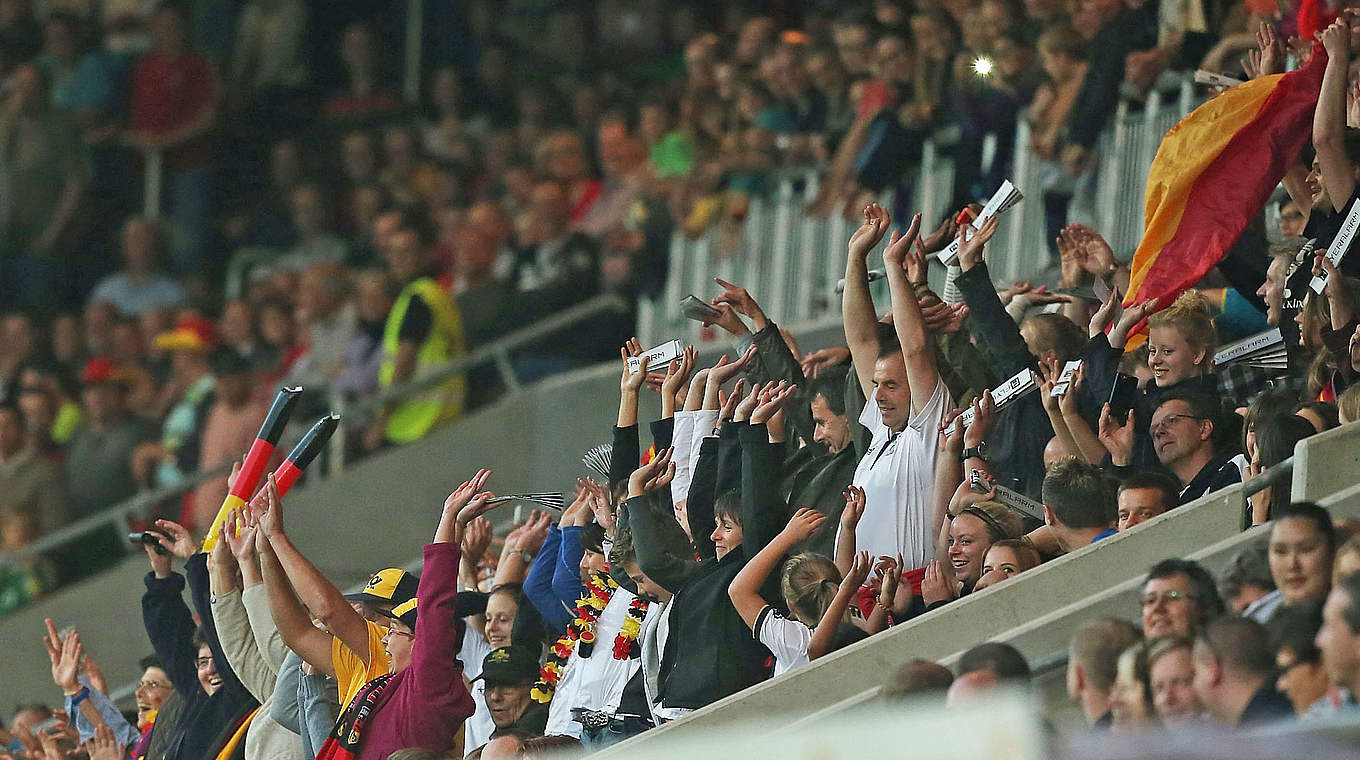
[{"x1": 728, "y1": 508, "x2": 891, "y2": 675}]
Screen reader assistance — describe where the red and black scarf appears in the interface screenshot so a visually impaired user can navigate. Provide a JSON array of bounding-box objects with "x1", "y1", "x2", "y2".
[{"x1": 314, "y1": 673, "x2": 395, "y2": 760}]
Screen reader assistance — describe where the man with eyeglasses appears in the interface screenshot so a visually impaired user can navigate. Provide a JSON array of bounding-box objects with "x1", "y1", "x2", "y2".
[
  {"x1": 1141, "y1": 558, "x2": 1226, "y2": 638},
  {"x1": 1147, "y1": 392, "x2": 1241, "y2": 504}
]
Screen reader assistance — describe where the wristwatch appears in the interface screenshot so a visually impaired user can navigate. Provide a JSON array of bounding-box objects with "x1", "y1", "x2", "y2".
[{"x1": 960, "y1": 442, "x2": 989, "y2": 462}]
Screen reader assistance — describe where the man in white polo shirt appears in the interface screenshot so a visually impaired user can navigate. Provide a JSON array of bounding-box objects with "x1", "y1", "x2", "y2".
[{"x1": 839, "y1": 203, "x2": 952, "y2": 611}]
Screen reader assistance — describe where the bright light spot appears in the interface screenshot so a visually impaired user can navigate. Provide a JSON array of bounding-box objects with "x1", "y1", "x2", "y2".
[{"x1": 972, "y1": 57, "x2": 994, "y2": 77}]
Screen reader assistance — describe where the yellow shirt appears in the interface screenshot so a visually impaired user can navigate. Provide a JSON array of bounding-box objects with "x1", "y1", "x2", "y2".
[{"x1": 332, "y1": 619, "x2": 392, "y2": 707}]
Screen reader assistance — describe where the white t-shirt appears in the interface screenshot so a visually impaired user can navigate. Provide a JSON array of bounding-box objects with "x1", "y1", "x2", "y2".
[
  {"x1": 545, "y1": 588, "x2": 658, "y2": 737},
  {"x1": 461, "y1": 628, "x2": 494, "y2": 756},
  {"x1": 754, "y1": 606, "x2": 812, "y2": 676},
  {"x1": 847, "y1": 378, "x2": 951, "y2": 570}
]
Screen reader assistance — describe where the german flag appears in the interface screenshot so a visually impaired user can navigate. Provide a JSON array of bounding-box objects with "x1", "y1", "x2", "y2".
[
  {"x1": 1123, "y1": 44, "x2": 1328, "y2": 347},
  {"x1": 202, "y1": 387, "x2": 301, "y2": 550}
]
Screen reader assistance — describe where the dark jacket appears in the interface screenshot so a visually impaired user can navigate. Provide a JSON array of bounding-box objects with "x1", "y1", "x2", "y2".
[
  {"x1": 955, "y1": 262, "x2": 1065, "y2": 499},
  {"x1": 1064, "y1": 6, "x2": 1158, "y2": 149},
  {"x1": 630, "y1": 423, "x2": 785, "y2": 710},
  {"x1": 1239, "y1": 680, "x2": 1295, "y2": 727},
  {"x1": 141, "y1": 554, "x2": 258, "y2": 760},
  {"x1": 1081, "y1": 332, "x2": 1222, "y2": 472}
]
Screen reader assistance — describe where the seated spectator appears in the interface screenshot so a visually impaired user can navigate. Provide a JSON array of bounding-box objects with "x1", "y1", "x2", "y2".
[
  {"x1": 1192, "y1": 616, "x2": 1295, "y2": 726},
  {"x1": 285, "y1": 263, "x2": 358, "y2": 393},
  {"x1": 1108, "y1": 391, "x2": 1241, "y2": 504},
  {"x1": 1247, "y1": 413, "x2": 1316, "y2": 524},
  {"x1": 976, "y1": 539, "x2": 1042, "y2": 590},
  {"x1": 1067, "y1": 616, "x2": 1141, "y2": 727},
  {"x1": 323, "y1": 22, "x2": 401, "y2": 125},
  {"x1": 1219, "y1": 539, "x2": 1280, "y2": 623},
  {"x1": 1269, "y1": 602, "x2": 1336, "y2": 719},
  {"x1": 1269, "y1": 502, "x2": 1338, "y2": 615},
  {"x1": 476, "y1": 646, "x2": 547, "y2": 741},
  {"x1": 272, "y1": 184, "x2": 350, "y2": 274},
  {"x1": 0, "y1": 508, "x2": 54, "y2": 609},
  {"x1": 1116, "y1": 471, "x2": 1180, "y2": 531},
  {"x1": 947, "y1": 642, "x2": 1031, "y2": 707},
  {"x1": 190, "y1": 348, "x2": 268, "y2": 530},
  {"x1": 1141, "y1": 558, "x2": 1226, "y2": 638},
  {"x1": 1336, "y1": 535, "x2": 1360, "y2": 583},
  {"x1": 0, "y1": 401, "x2": 66, "y2": 537},
  {"x1": 63, "y1": 358, "x2": 155, "y2": 519},
  {"x1": 1316, "y1": 571, "x2": 1360, "y2": 715},
  {"x1": 882, "y1": 659, "x2": 955, "y2": 700},
  {"x1": 1108, "y1": 641, "x2": 1153, "y2": 732},
  {"x1": 1147, "y1": 635, "x2": 1201, "y2": 727},
  {"x1": 133, "y1": 318, "x2": 217, "y2": 491},
  {"x1": 333, "y1": 269, "x2": 394, "y2": 401},
  {"x1": 1040, "y1": 457, "x2": 1116, "y2": 553}
]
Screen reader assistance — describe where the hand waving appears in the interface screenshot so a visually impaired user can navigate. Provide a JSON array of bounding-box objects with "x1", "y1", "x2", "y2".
[
  {"x1": 848, "y1": 203, "x2": 891, "y2": 261},
  {"x1": 627, "y1": 447, "x2": 676, "y2": 499},
  {"x1": 779, "y1": 508, "x2": 827, "y2": 545}
]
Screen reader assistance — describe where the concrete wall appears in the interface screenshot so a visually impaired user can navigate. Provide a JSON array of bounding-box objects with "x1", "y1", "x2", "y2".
[{"x1": 1293, "y1": 420, "x2": 1360, "y2": 502}]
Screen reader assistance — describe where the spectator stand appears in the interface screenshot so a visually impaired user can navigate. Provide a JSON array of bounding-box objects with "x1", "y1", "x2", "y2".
[
  {"x1": 640, "y1": 73, "x2": 1202, "y2": 348},
  {"x1": 589, "y1": 421, "x2": 1360, "y2": 756}
]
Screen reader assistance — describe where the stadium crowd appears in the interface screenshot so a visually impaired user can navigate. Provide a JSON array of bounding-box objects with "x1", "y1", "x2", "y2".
[{"x1": 4, "y1": 0, "x2": 1360, "y2": 758}]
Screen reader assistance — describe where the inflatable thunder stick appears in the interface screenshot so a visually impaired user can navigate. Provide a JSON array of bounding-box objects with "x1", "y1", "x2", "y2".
[
  {"x1": 269, "y1": 413, "x2": 341, "y2": 495},
  {"x1": 202, "y1": 387, "x2": 302, "y2": 550}
]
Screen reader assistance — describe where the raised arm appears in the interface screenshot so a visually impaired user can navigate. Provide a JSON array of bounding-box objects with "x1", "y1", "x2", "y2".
[
  {"x1": 255, "y1": 488, "x2": 337, "y2": 675},
  {"x1": 883, "y1": 213, "x2": 940, "y2": 413},
  {"x1": 808, "y1": 551, "x2": 872, "y2": 660},
  {"x1": 612, "y1": 339, "x2": 646, "y2": 488},
  {"x1": 626, "y1": 449, "x2": 703, "y2": 592},
  {"x1": 139, "y1": 545, "x2": 204, "y2": 699},
  {"x1": 1316, "y1": 22, "x2": 1354, "y2": 212},
  {"x1": 207, "y1": 517, "x2": 276, "y2": 703},
  {"x1": 729, "y1": 509, "x2": 827, "y2": 629},
  {"x1": 835, "y1": 487, "x2": 865, "y2": 576},
  {"x1": 522, "y1": 525, "x2": 570, "y2": 631},
  {"x1": 255, "y1": 474, "x2": 372, "y2": 667},
  {"x1": 844, "y1": 203, "x2": 891, "y2": 399}
]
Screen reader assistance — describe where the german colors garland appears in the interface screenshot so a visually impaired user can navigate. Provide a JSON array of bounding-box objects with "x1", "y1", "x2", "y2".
[{"x1": 531, "y1": 572, "x2": 616, "y2": 704}]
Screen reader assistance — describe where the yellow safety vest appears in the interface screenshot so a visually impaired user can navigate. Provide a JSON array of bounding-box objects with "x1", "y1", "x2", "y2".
[{"x1": 380, "y1": 278, "x2": 466, "y2": 443}]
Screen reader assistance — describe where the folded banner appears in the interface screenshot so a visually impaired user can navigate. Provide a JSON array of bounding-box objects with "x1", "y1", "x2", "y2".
[
  {"x1": 1121, "y1": 44, "x2": 1327, "y2": 350},
  {"x1": 202, "y1": 387, "x2": 302, "y2": 551}
]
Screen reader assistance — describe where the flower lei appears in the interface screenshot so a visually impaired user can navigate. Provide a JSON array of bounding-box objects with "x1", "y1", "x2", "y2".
[
  {"x1": 531, "y1": 572, "x2": 616, "y2": 703},
  {"x1": 612, "y1": 596, "x2": 649, "y2": 659}
]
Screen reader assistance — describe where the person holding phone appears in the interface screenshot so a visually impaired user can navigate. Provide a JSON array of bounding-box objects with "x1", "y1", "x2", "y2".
[{"x1": 1087, "y1": 290, "x2": 1223, "y2": 473}]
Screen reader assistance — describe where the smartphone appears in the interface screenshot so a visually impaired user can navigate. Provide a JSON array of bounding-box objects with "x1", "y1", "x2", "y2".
[
  {"x1": 680, "y1": 295, "x2": 721, "y2": 322},
  {"x1": 969, "y1": 468, "x2": 992, "y2": 494},
  {"x1": 1107, "y1": 373, "x2": 1139, "y2": 421},
  {"x1": 128, "y1": 530, "x2": 171, "y2": 555}
]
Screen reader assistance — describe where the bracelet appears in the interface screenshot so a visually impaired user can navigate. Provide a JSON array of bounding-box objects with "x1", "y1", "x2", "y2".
[{"x1": 68, "y1": 686, "x2": 89, "y2": 706}]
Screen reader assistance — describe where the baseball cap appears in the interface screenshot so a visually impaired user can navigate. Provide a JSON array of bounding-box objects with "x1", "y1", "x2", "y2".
[
  {"x1": 81, "y1": 357, "x2": 136, "y2": 386},
  {"x1": 345, "y1": 568, "x2": 418, "y2": 607},
  {"x1": 474, "y1": 646, "x2": 540, "y2": 686},
  {"x1": 154, "y1": 317, "x2": 216, "y2": 352},
  {"x1": 384, "y1": 597, "x2": 418, "y2": 630}
]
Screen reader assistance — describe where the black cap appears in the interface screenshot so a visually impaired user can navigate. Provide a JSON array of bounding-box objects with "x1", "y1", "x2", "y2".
[{"x1": 475, "y1": 646, "x2": 540, "y2": 686}]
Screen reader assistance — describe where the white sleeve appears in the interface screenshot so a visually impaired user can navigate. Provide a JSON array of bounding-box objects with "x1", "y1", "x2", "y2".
[
  {"x1": 689, "y1": 409, "x2": 719, "y2": 464},
  {"x1": 754, "y1": 606, "x2": 812, "y2": 663},
  {"x1": 907, "y1": 374, "x2": 951, "y2": 434},
  {"x1": 671, "y1": 411, "x2": 696, "y2": 504}
]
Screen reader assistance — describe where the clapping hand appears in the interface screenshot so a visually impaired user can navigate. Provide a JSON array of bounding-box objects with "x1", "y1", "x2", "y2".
[
  {"x1": 778, "y1": 508, "x2": 827, "y2": 545},
  {"x1": 956, "y1": 215, "x2": 999, "y2": 271},
  {"x1": 840, "y1": 486, "x2": 867, "y2": 530}
]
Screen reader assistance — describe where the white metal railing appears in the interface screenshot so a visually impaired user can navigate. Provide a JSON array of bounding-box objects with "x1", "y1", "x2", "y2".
[{"x1": 641, "y1": 76, "x2": 1203, "y2": 345}]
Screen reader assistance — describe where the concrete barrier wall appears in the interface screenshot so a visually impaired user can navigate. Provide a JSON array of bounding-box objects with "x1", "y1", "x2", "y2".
[{"x1": 1293, "y1": 420, "x2": 1360, "y2": 503}]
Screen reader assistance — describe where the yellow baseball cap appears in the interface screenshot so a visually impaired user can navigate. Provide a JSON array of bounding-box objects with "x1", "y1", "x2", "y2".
[
  {"x1": 345, "y1": 568, "x2": 418, "y2": 607},
  {"x1": 385, "y1": 597, "x2": 418, "y2": 629}
]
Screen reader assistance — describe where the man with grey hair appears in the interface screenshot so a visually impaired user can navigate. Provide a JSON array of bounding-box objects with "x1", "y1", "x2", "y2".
[{"x1": 1219, "y1": 540, "x2": 1280, "y2": 623}]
